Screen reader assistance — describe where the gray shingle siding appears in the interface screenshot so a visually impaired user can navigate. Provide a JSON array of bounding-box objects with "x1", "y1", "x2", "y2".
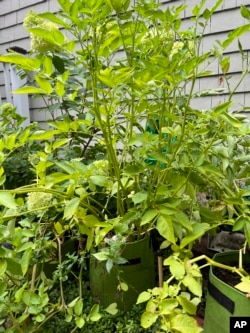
[{"x1": 0, "y1": 0, "x2": 250, "y2": 125}]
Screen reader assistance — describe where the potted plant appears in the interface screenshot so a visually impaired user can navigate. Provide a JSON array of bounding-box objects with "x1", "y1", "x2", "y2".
[{"x1": 1, "y1": 0, "x2": 250, "y2": 332}]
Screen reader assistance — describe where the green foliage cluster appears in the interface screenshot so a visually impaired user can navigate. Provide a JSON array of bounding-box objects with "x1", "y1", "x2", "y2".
[
  {"x1": 41, "y1": 280, "x2": 160, "y2": 333},
  {"x1": 1, "y1": 0, "x2": 250, "y2": 332}
]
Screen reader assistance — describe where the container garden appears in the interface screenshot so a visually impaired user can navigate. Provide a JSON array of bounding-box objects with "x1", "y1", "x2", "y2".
[
  {"x1": 203, "y1": 251, "x2": 250, "y2": 333},
  {"x1": 89, "y1": 236, "x2": 155, "y2": 311}
]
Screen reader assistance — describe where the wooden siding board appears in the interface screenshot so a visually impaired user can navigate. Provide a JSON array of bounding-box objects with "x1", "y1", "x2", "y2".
[
  {"x1": 210, "y1": 9, "x2": 246, "y2": 34},
  {"x1": 20, "y1": 0, "x2": 47, "y2": 8}
]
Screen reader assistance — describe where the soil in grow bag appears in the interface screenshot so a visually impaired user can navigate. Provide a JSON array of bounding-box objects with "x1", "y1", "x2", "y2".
[{"x1": 213, "y1": 263, "x2": 250, "y2": 288}]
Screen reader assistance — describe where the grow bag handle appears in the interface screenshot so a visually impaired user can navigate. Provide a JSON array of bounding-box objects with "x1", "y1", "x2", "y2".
[{"x1": 207, "y1": 280, "x2": 235, "y2": 314}]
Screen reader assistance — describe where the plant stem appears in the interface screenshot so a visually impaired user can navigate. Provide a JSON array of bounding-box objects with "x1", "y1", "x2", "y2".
[
  {"x1": 31, "y1": 264, "x2": 37, "y2": 292},
  {"x1": 56, "y1": 236, "x2": 66, "y2": 309},
  {"x1": 189, "y1": 254, "x2": 247, "y2": 278}
]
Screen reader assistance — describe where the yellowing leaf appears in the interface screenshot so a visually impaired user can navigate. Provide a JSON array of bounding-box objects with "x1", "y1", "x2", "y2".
[
  {"x1": 182, "y1": 275, "x2": 202, "y2": 297},
  {"x1": 170, "y1": 313, "x2": 202, "y2": 333},
  {"x1": 235, "y1": 278, "x2": 250, "y2": 293},
  {"x1": 141, "y1": 311, "x2": 158, "y2": 329},
  {"x1": 105, "y1": 303, "x2": 118, "y2": 315},
  {"x1": 137, "y1": 291, "x2": 151, "y2": 304},
  {"x1": 89, "y1": 304, "x2": 101, "y2": 322}
]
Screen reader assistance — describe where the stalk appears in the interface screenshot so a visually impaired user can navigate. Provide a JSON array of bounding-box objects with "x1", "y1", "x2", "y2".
[{"x1": 189, "y1": 254, "x2": 248, "y2": 278}]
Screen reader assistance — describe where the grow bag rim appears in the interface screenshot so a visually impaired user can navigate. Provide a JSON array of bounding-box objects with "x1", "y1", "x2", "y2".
[{"x1": 210, "y1": 250, "x2": 250, "y2": 297}]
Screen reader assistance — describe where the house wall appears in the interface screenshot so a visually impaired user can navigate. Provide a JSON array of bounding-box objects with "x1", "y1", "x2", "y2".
[{"x1": 0, "y1": 0, "x2": 250, "y2": 125}]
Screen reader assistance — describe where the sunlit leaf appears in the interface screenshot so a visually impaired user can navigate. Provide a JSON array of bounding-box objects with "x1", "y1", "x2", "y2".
[{"x1": 0, "y1": 192, "x2": 17, "y2": 209}]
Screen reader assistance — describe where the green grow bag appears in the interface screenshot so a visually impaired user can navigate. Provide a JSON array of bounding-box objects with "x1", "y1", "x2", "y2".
[
  {"x1": 89, "y1": 236, "x2": 155, "y2": 311},
  {"x1": 203, "y1": 251, "x2": 250, "y2": 333}
]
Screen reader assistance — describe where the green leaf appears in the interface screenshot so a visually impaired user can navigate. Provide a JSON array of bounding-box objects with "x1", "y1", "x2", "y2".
[
  {"x1": 27, "y1": 305, "x2": 42, "y2": 315},
  {"x1": 182, "y1": 275, "x2": 202, "y2": 297},
  {"x1": 164, "y1": 257, "x2": 185, "y2": 280},
  {"x1": 159, "y1": 299, "x2": 178, "y2": 315},
  {"x1": 15, "y1": 283, "x2": 27, "y2": 302},
  {"x1": 89, "y1": 176, "x2": 109, "y2": 187},
  {"x1": 241, "y1": 5, "x2": 250, "y2": 20},
  {"x1": 120, "y1": 282, "x2": 128, "y2": 291},
  {"x1": 39, "y1": 12, "x2": 71, "y2": 29},
  {"x1": 212, "y1": 101, "x2": 234, "y2": 114},
  {"x1": 156, "y1": 214, "x2": 175, "y2": 244},
  {"x1": 65, "y1": 314, "x2": 73, "y2": 322},
  {"x1": 18, "y1": 127, "x2": 31, "y2": 144},
  {"x1": 68, "y1": 297, "x2": 79, "y2": 308},
  {"x1": 75, "y1": 316, "x2": 85, "y2": 328},
  {"x1": 202, "y1": 8, "x2": 211, "y2": 20},
  {"x1": 35, "y1": 76, "x2": 53, "y2": 94},
  {"x1": 177, "y1": 295, "x2": 197, "y2": 315},
  {"x1": 148, "y1": 151, "x2": 168, "y2": 164},
  {"x1": 244, "y1": 222, "x2": 250, "y2": 245},
  {"x1": 14, "y1": 86, "x2": 47, "y2": 94},
  {"x1": 53, "y1": 138, "x2": 71, "y2": 149},
  {"x1": 132, "y1": 192, "x2": 148, "y2": 204},
  {"x1": 180, "y1": 223, "x2": 209, "y2": 248},
  {"x1": 0, "y1": 192, "x2": 17, "y2": 209},
  {"x1": 223, "y1": 24, "x2": 250, "y2": 48},
  {"x1": 105, "y1": 303, "x2": 118, "y2": 315},
  {"x1": 74, "y1": 298, "x2": 83, "y2": 316},
  {"x1": 141, "y1": 311, "x2": 158, "y2": 329},
  {"x1": 63, "y1": 197, "x2": 80, "y2": 220},
  {"x1": 54, "y1": 221, "x2": 64, "y2": 235},
  {"x1": 17, "y1": 242, "x2": 34, "y2": 253},
  {"x1": 170, "y1": 313, "x2": 202, "y2": 333},
  {"x1": 0, "y1": 259, "x2": 7, "y2": 276},
  {"x1": 20, "y1": 248, "x2": 32, "y2": 276},
  {"x1": 55, "y1": 80, "x2": 65, "y2": 96},
  {"x1": 0, "y1": 281, "x2": 7, "y2": 294},
  {"x1": 43, "y1": 56, "x2": 53, "y2": 76},
  {"x1": 198, "y1": 163, "x2": 224, "y2": 178},
  {"x1": 29, "y1": 130, "x2": 59, "y2": 141},
  {"x1": 220, "y1": 56, "x2": 230, "y2": 74},
  {"x1": 173, "y1": 211, "x2": 193, "y2": 231},
  {"x1": 29, "y1": 27, "x2": 65, "y2": 47},
  {"x1": 123, "y1": 164, "x2": 144, "y2": 175},
  {"x1": 92, "y1": 252, "x2": 108, "y2": 261},
  {"x1": 84, "y1": 215, "x2": 102, "y2": 228},
  {"x1": 35, "y1": 314, "x2": 46, "y2": 323},
  {"x1": 137, "y1": 291, "x2": 151, "y2": 304},
  {"x1": 192, "y1": 0, "x2": 206, "y2": 17},
  {"x1": 6, "y1": 258, "x2": 22, "y2": 275},
  {"x1": 97, "y1": 71, "x2": 115, "y2": 87},
  {"x1": 22, "y1": 291, "x2": 41, "y2": 306},
  {"x1": 220, "y1": 113, "x2": 242, "y2": 128},
  {"x1": 224, "y1": 197, "x2": 243, "y2": 205},
  {"x1": 58, "y1": 0, "x2": 71, "y2": 13},
  {"x1": 141, "y1": 209, "x2": 158, "y2": 226},
  {"x1": 233, "y1": 216, "x2": 246, "y2": 231},
  {"x1": 89, "y1": 304, "x2": 101, "y2": 322},
  {"x1": 0, "y1": 54, "x2": 41, "y2": 70}
]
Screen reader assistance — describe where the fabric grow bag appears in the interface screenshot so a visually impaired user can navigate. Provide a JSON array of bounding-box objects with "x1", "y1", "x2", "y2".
[
  {"x1": 89, "y1": 236, "x2": 155, "y2": 311},
  {"x1": 203, "y1": 251, "x2": 250, "y2": 333}
]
